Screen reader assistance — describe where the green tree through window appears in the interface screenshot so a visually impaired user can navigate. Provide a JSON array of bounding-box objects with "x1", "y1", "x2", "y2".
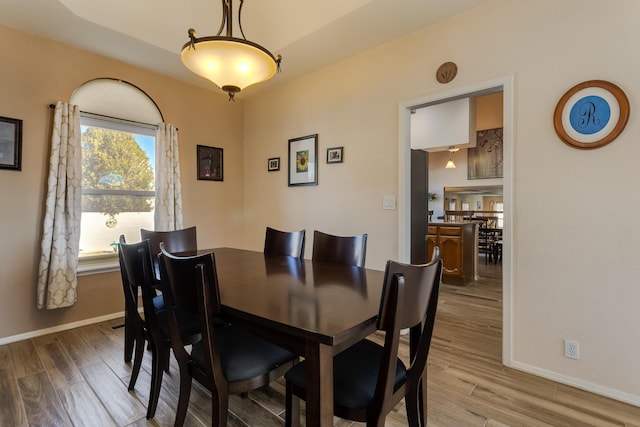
[
  {"x1": 82, "y1": 127, "x2": 154, "y2": 217},
  {"x1": 79, "y1": 123, "x2": 156, "y2": 258}
]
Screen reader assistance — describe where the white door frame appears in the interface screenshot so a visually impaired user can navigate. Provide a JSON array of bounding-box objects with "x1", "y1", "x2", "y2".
[{"x1": 397, "y1": 75, "x2": 514, "y2": 365}]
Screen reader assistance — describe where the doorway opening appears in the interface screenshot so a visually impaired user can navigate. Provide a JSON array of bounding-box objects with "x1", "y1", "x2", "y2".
[{"x1": 398, "y1": 76, "x2": 514, "y2": 366}]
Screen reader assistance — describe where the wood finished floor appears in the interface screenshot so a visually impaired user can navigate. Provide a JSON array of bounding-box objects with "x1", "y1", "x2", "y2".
[{"x1": 2, "y1": 257, "x2": 640, "y2": 426}]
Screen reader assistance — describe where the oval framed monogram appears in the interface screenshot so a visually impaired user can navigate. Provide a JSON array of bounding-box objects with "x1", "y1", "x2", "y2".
[{"x1": 553, "y1": 80, "x2": 629, "y2": 149}]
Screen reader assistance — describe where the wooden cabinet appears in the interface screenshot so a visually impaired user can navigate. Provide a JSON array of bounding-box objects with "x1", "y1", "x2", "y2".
[{"x1": 427, "y1": 222, "x2": 477, "y2": 285}]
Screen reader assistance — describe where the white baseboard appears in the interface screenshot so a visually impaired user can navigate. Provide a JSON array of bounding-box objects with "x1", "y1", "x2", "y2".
[
  {"x1": 0, "y1": 311, "x2": 125, "y2": 346},
  {"x1": 510, "y1": 360, "x2": 640, "y2": 407}
]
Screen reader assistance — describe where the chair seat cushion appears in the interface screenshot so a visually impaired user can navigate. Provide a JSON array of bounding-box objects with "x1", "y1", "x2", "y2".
[
  {"x1": 284, "y1": 339, "x2": 407, "y2": 410},
  {"x1": 192, "y1": 324, "x2": 296, "y2": 383},
  {"x1": 152, "y1": 294, "x2": 164, "y2": 311}
]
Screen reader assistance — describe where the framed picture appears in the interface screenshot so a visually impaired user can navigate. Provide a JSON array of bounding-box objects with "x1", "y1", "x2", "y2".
[
  {"x1": 288, "y1": 134, "x2": 318, "y2": 186},
  {"x1": 268, "y1": 157, "x2": 280, "y2": 171},
  {"x1": 0, "y1": 116, "x2": 22, "y2": 171},
  {"x1": 327, "y1": 146, "x2": 343, "y2": 164},
  {"x1": 553, "y1": 80, "x2": 629, "y2": 149},
  {"x1": 197, "y1": 145, "x2": 223, "y2": 181},
  {"x1": 468, "y1": 128, "x2": 503, "y2": 180}
]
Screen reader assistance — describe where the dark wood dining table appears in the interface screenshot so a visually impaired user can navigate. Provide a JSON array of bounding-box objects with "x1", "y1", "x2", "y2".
[{"x1": 204, "y1": 247, "x2": 385, "y2": 427}]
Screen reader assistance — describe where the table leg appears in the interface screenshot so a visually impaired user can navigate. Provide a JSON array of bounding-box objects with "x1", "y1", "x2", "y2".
[{"x1": 305, "y1": 342, "x2": 334, "y2": 427}]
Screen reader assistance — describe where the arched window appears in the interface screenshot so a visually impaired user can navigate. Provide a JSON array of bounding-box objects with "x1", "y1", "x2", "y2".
[{"x1": 70, "y1": 78, "x2": 163, "y2": 270}]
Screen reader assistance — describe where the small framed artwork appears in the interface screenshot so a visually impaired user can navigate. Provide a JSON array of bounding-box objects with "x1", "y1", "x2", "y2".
[
  {"x1": 268, "y1": 157, "x2": 280, "y2": 172},
  {"x1": 0, "y1": 116, "x2": 23, "y2": 171},
  {"x1": 553, "y1": 80, "x2": 630, "y2": 149},
  {"x1": 327, "y1": 146, "x2": 343, "y2": 164},
  {"x1": 197, "y1": 145, "x2": 223, "y2": 181},
  {"x1": 468, "y1": 128, "x2": 503, "y2": 180},
  {"x1": 288, "y1": 134, "x2": 318, "y2": 187}
]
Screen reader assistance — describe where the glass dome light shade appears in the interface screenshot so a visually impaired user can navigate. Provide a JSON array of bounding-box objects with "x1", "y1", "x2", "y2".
[{"x1": 181, "y1": 37, "x2": 279, "y2": 94}]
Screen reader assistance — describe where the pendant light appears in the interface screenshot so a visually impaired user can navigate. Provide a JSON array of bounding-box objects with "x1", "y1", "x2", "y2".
[
  {"x1": 445, "y1": 146, "x2": 459, "y2": 169},
  {"x1": 181, "y1": 0, "x2": 282, "y2": 101}
]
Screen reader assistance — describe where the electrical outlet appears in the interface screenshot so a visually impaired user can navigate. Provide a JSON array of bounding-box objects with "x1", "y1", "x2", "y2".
[{"x1": 564, "y1": 339, "x2": 579, "y2": 360}]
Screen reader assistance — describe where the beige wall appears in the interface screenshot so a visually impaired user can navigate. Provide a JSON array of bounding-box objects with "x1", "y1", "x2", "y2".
[
  {"x1": 2, "y1": 0, "x2": 640, "y2": 408},
  {"x1": 243, "y1": 0, "x2": 640, "y2": 405},
  {"x1": 476, "y1": 92, "x2": 503, "y2": 131},
  {"x1": 0, "y1": 25, "x2": 244, "y2": 339}
]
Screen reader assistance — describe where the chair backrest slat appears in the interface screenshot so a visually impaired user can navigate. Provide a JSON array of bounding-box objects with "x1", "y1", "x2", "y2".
[
  {"x1": 311, "y1": 230, "x2": 367, "y2": 268},
  {"x1": 141, "y1": 226, "x2": 197, "y2": 259},
  {"x1": 264, "y1": 227, "x2": 306, "y2": 258},
  {"x1": 378, "y1": 253, "x2": 442, "y2": 331},
  {"x1": 118, "y1": 235, "x2": 145, "y2": 323},
  {"x1": 158, "y1": 243, "x2": 220, "y2": 317},
  {"x1": 118, "y1": 235, "x2": 165, "y2": 335}
]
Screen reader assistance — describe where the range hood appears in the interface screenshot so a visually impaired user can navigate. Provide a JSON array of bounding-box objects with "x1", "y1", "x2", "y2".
[{"x1": 410, "y1": 97, "x2": 476, "y2": 151}]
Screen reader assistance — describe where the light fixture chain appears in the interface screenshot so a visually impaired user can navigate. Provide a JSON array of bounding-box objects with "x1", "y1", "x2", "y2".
[
  {"x1": 238, "y1": 0, "x2": 247, "y2": 40},
  {"x1": 216, "y1": 0, "x2": 228, "y2": 37}
]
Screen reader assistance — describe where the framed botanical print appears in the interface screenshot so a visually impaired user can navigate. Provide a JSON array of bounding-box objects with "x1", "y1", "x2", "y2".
[
  {"x1": 327, "y1": 146, "x2": 343, "y2": 164},
  {"x1": 288, "y1": 134, "x2": 318, "y2": 186}
]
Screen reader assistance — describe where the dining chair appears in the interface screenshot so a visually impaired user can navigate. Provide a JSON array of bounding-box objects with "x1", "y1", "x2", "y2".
[
  {"x1": 122, "y1": 227, "x2": 198, "y2": 363},
  {"x1": 284, "y1": 248, "x2": 443, "y2": 427},
  {"x1": 118, "y1": 235, "x2": 147, "y2": 389},
  {"x1": 311, "y1": 230, "x2": 368, "y2": 268},
  {"x1": 264, "y1": 226, "x2": 306, "y2": 258},
  {"x1": 118, "y1": 235, "x2": 201, "y2": 420},
  {"x1": 141, "y1": 226, "x2": 198, "y2": 279},
  {"x1": 158, "y1": 243, "x2": 298, "y2": 427}
]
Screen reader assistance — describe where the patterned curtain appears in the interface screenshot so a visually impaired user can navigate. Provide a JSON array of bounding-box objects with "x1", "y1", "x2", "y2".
[
  {"x1": 36, "y1": 102, "x2": 82, "y2": 309},
  {"x1": 154, "y1": 123, "x2": 183, "y2": 231}
]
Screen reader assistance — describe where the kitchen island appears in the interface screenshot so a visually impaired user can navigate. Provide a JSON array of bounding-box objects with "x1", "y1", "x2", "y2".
[{"x1": 427, "y1": 221, "x2": 478, "y2": 285}]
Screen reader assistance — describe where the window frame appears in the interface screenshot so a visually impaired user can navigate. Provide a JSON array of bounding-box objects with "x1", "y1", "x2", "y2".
[{"x1": 77, "y1": 113, "x2": 158, "y2": 275}]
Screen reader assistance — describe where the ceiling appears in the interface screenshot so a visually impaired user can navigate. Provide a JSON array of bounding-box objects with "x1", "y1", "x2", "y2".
[{"x1": 0, "y1": 0, "x2": 492, "y2": 98}]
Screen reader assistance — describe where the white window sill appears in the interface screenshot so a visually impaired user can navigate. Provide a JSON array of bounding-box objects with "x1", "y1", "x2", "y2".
[{"x1": 77, "y1": 254, "x2": 120, "y2": 276}]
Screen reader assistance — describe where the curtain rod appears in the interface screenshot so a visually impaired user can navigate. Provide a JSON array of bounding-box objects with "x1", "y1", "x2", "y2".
[{"x1": 48, "y1": 104, "x2": 177, "y2": 131}]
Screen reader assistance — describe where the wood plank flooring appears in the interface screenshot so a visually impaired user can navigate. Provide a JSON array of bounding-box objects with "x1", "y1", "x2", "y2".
[{"x1": 2, "y1": 258, "x2": 640, "y2": 426}]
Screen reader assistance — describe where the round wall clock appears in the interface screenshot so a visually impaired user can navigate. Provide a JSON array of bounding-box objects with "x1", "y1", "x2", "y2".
[{"x1": 553, "y1": 80, "x2": 629, "y2": 149}]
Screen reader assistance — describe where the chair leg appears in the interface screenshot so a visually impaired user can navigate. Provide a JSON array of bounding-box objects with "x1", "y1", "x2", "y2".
[
  {"x1": 127, "y1": 336, "x2": 145, "y2": 391},
  {"x1": 174, "y1": 369, "x2": 193, "y2": 427},
  {"x1": 124, "y1": 315, "x2": 134, "y2": 363},
  {"x1": 212, "y1": 389, "x2": 229, "y2": 427},
  {"x1": 146, "y1": 344, "x2": 165, "y2": 419},
  {"x1": 418, "y1": 377, "x2": 427, "y2": 427},
  {"x1": 161, "y1": 346, "x2": 171, "y2": 372},
  {"x1": 285, "y1": 381, "x2": 300, "y2": 427},
  {"x1": 405, "y1": 389, "x2": 421, "y2": 427}
]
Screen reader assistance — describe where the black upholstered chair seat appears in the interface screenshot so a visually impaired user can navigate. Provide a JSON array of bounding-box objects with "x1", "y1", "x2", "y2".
[
  {"x1": 285, "y1": 339, "x2": 407, "y2": 410},
  {"x1": 192, "y1": 324, "x2": 296, "y2": 383},
  {"x1": 152, "y1": 294, "x2": 164, "y2": 311}
]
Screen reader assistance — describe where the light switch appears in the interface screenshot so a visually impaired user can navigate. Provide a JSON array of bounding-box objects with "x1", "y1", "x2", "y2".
[{"x1": 383, "y1": 195, "x2": 396, "y2": 210}]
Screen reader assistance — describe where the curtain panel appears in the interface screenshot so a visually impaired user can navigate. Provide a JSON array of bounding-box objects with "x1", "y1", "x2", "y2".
[
  {"x1": 36, "y1": 102, "x2": 82, "y2": 309},
  {"x1": 155, "y1": 123, "x2": 184, "y2": 231}
]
